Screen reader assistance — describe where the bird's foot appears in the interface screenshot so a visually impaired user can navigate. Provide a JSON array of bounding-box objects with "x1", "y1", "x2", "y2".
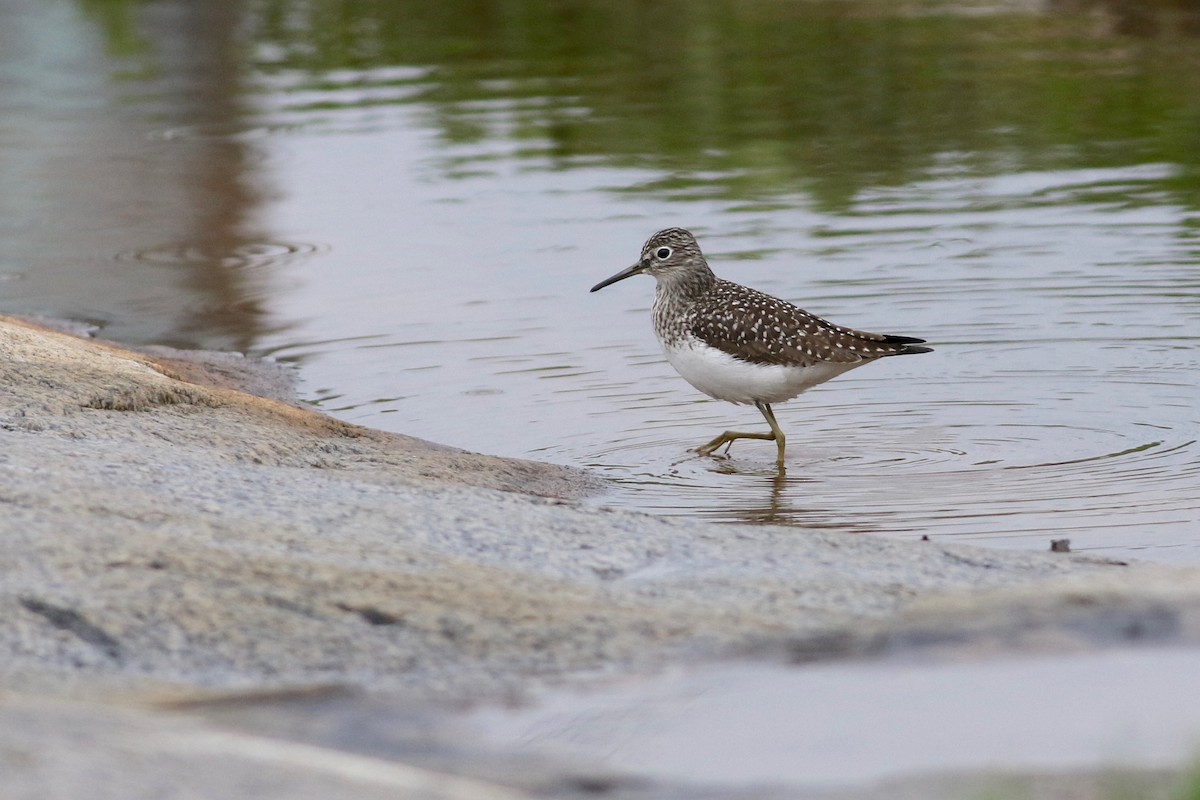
[{"x1": 696, "y1": 430, "x2": 776, "y2": 459}]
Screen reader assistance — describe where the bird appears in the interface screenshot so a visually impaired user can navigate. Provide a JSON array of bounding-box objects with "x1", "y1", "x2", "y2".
[{"x1": 590, "y1": 228, "x2": 932, "y2": 469}]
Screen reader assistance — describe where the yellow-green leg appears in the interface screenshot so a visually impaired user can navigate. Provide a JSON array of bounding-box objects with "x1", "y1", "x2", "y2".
[
  {"x1": 695, "y1": 401, "x2": 787, "y2": 468},
  {"x1": 758, "y1": 401, "x2": 787, "y2": 467}
]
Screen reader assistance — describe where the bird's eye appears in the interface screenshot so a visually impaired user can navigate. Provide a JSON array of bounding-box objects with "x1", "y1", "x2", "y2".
[{"x1": 655, "y1": 247, "x2": 672, "y2": 260}]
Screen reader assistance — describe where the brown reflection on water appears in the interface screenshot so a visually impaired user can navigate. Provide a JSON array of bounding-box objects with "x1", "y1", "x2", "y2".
[
  {"x1": 1049, "y1": 0, "x2": 1200, "y2": 38},
  {"x1": 2, "y1": 0, "x2": 272, "y2": 350},
  {"x1": 162, "y1": 1, "x2": 269, "y2": 349}
]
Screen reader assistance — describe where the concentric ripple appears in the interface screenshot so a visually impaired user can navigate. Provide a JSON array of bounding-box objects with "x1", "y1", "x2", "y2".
[
  {"x1": 579, "y1": 399, "x2": 1200, "y2": 557},
  {"x1": 115, "y1": 241, "x2": 325, "y2": 270}
]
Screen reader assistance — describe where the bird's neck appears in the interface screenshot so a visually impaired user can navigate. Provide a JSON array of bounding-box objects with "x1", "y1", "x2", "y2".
[
  {"x1": 651, "y1": 264, "x2": 717, "y2": 344},
  {"x1": 654, "y1": 263, "x2": 717, "y2": 305}
]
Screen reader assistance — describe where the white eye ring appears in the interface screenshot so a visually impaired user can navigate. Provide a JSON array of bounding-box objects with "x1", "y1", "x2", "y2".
[{"x1": 655, "y1": 246, "x2": 672, "y2": 260}]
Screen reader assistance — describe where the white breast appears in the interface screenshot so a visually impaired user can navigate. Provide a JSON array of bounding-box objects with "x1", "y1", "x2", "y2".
[{"x1": 663, "y1": 340, "x2": 859, "y2": 405}]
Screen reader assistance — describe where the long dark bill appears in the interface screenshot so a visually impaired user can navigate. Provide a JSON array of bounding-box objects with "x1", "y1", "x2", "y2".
[{"x1": 590, "y1": 262, "x2": 645, "y2": 293}]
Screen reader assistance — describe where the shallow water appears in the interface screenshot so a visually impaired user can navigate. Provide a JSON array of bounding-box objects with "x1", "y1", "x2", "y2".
[
  {"x1": 468, "y1": 647, "x2": 1200, "y2": 790},
  {"x1": 3, "y1": 0, "x2": 1199, "y2": 561},
  {"x1": 190, "y1": 646, "x2": 1200, "y2": 794}
]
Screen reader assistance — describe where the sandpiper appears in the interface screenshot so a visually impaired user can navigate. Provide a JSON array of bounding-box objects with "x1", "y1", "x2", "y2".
[{"x1": 590, "y1": 228, "x2": 932, "y2": 468}]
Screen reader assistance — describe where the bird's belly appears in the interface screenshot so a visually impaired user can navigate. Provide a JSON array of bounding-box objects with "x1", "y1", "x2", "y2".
[{"x1": 663, "y1": 342, "x2": 856, "y2": 405}]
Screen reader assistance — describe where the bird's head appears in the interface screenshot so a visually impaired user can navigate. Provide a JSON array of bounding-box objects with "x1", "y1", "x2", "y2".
[{"x1": 590, "y1": 228, "x2": 707, "y2": 292}]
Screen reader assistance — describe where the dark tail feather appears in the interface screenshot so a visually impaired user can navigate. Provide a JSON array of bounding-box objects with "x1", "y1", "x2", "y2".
[{"x1": 881, "y1": 334, "x2": 933, "y2": 355}]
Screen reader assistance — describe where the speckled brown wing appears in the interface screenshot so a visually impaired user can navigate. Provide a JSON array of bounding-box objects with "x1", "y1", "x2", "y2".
[{"x1": 689, "y1": 280, "x2": 928, "y2": 367}]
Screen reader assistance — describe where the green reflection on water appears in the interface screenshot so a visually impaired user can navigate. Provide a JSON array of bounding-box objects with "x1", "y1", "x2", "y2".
[
  {"x1": 245, "y1": 0, "x2": 1200, "y2": 210},
  {"x1": 78, "y1": 0, "x2": 152, "y2": 60}
]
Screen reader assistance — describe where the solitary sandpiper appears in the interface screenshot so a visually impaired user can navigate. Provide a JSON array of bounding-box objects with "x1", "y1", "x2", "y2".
[{"x1": 590, "y1": 228, "x2": 932, "y2": 468}]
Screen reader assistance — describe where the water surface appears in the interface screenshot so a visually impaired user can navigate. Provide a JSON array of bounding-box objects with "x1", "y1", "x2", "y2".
[
  {"x1": 470, "y1": 647, "x2": 1200, "y2": 789},
  {"x1": 3, "y1": 0, "x2": 1199, "y2": 561}
]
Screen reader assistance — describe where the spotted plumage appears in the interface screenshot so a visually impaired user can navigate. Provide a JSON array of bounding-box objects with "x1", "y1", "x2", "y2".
[
  {"x1": 590, "y1": 228, "x2": 932, "y2": 468},
  {"x1": 665, "y1": 279, "x2": 924, "y2": 367}
]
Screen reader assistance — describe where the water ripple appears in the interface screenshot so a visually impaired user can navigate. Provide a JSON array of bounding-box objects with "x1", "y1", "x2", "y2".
[{"x1": 115, "y1": 241, "x2": 326, "y2": 270}]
